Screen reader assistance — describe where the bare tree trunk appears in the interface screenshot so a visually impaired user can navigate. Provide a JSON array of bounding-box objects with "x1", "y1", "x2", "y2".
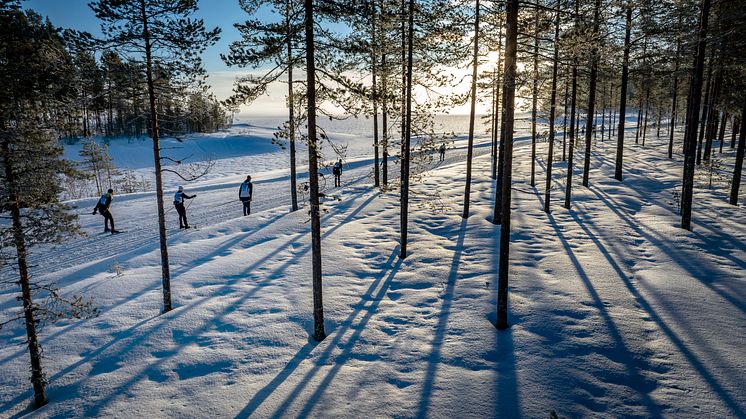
[
  {"x1": 718, "y1": 112, "x2": 727, "y2": 154},
  {"x1": 463, "y1": 0, "x2": 480, "y2": 218},
  {"x1": 732, "y1": 117, "x2": 740, "y2": 149},
  {"x1": 642, "y1": 88, "x2": 650, "y2": 146},
  {"x1": 730, "y1": 99, "x2": 746, "y2": 205},
  {"x1": 582, "y1": 0, "x2": 601, "y2": 188},
  {"x1": 371, "y1": 0, "x2": 380, "y2": 188},
  {"x1": 681, "y1": 0, "x2": 711, "y2": 230},
  {"x1": 400, "y1": 0, "x2": 414, "y2": 259},
  {"x1": 565, "y1": 62, "x2": 578, "y2": 209},
  {"x1": 697, "y1": 51, "x2": 714, "y2": 165},
  {"x1": 544, "y1": 1, "x2": 560, "y2": 213},
  {"x1": 615, "y1": 2, "x2": 632, "y2": 181},
  {"x1": 492, "y1": 18, "x2": 503, "y2": 181},
  {"x1": 496, "y1": 0, "x2": 518, "y2": 331},
  {"x1": 530, "y1": 7, "x2": 539, "y2": 187},
  {"x1": 142, "y1": 0, "x2": 172, "y2": 312},
  {"x1": 3, "y1": 139, "x2": 47, "y2": 409},
  {"x1": 304, "y1": 0, "x2": 326, "y2": 341},
  {"x1": 286, "y1": 1, "x2": 299, "y2": 212},
  {"x1": 668, "y1": 33, "x2": 681, "y2": 158},
  {"x1": 381, "y1": 49, "x2": 389, "y2": 186},
  {"x1": 562, "y1": 67, "x2": 569, "y2": 161},
  {"x1": 601, "y1": 83, "x2": 606, "y2": 142}
]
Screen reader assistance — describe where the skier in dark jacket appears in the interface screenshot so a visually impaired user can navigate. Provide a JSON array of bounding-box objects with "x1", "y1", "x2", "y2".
[
  {"x1": 239, "y1": 175, "x2": 253, "y2": 216},
  {"x1": 332, "y1": 159, "x2": 343, "y2": 187},
  {"x1": 438, "y1": 143, "x2": 446, "y2": 161},
  {"x1": 173, "y1": 186, "x2": 196, "y2": 229},
  {"x1": 92, "y1": 188, "x2": 118, "y2": 233}
]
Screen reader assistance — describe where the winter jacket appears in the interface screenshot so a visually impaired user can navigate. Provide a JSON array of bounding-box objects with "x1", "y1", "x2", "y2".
[
  {"x1": 239, "y1": 181, "x2": 253, "y2": 201},
  {"x1": 174, "y1": 191, "x2": 195, "y2": 205}
]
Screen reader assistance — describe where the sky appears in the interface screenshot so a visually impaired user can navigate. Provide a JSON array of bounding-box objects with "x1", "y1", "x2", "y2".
[{"x1": 23, "y1": 0, "x2": 482, "y2": 119}]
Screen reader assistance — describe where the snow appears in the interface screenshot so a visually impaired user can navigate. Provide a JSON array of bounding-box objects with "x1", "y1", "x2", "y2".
[{"x1": 1, "y1": 117, "x2": 745, "y2": 418}]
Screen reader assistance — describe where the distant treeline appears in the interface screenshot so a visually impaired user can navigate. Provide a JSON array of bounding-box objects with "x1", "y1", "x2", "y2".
[{"x1": 61, "y1": 48, "x2": 231, "y2": 141}]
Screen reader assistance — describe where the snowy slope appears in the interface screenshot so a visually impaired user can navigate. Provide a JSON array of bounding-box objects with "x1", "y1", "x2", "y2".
[{"x1": 1, "y1": 124, "x2": 745, "y2": 418}]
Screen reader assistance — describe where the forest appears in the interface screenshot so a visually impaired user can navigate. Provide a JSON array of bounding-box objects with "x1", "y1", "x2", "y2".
[{"x1": 1, "y1": 0, "x2": 744, "y2": 416}]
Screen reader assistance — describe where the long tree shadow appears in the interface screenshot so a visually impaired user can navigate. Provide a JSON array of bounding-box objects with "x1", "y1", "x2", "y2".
[
  {"x1": 76, "y1": 189, "x2": 380, "y2": 417},
  {"x1": 0, "y1": 211, "x2": 287, "y2": 371},
  {"x1": 267, "y1": 247, "x2": 402, "y2": 417},
  {"x1": 588, "y1": 186, "x2": 746, "y2": 313},
  {"x1": 2, "y1": 189, "x2": 376, "y2": 415},
  {"x1": 566, "y1": 209, "x2": 745, "y2": 417},
  {"x1": 547, "y1": 212, "x2": 665, "y2": 418},
  {"x1": 416, "y1": 217, "x2": 467, "y2": 418}
]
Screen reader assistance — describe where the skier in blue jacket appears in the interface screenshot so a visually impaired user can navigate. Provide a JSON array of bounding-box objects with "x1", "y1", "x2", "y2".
[
  {"x1": 239, "y1": 175, "x2": 253, "y2": 216},
  {"x1": 173, "y1": 186, "x2": 196, "y2": 229},
  {"x1": 92, "y1": 188, "x2": 119, "y2": 233}
]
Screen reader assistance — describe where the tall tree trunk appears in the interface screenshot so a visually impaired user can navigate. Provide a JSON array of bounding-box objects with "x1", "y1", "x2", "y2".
[
  {"x1": 697, "y1": 51, "x2": 714, "y2": 165},
  {"x1": 544, "y1": 1, "x2": 560, "y2": 213},
  {"x1": 718, "y1": 112, "x2": 727, "y2": 153},
  {"x1": 641, "y1": 88, "x2": 650, "y2": 146},
  {"x1": 732, "y1": 116, "x2": 739, "y2": 149},
  {"x1": 490, "y1": 67, "x2": 498, "y2": 179},
  {"x1": 496, "y1": 0, "x2": 518, "y2": 331},
  {"x1": 286, "y1": 1, "x2": 299, "y2": 212},
  {"x1": 530, "y1": 7, "x2": 539, "y2": 187},
  {"x1": 400, "y1": 0, "x2": 414, "y2": 259},
  {"x1": 3, "y1": 139, "x2": 47, "y2": 409},
  {"x1": 565, "y1": 61, "x2": 578, "y2": 209},
  {"x1": 304, "y1": 0, "x2": 326, "y2": 342},
  {"x1": 463, "y1": 0, "x2": 480, "y2": 218},
  {"x1": 562, "y1": 67, "x2": 569, "y2": 161},
  {"x1": 668, "y1": 32, "x2": 681, "y2": 158},
  {"x1": 381, "y1": 49, "x2": 389, "y2": 186},
  {"x1": 582, "y1": 0, "x2": 601, "y2": 188},
  {"x1": 681, "y1": 0, "x2": 711, "y2": 230},
  {"x1": 371, "y1": 0, "x2": 380, "y2": 188},
  {"x1": 615, "y1": 2, "x2": 632, "y2": 181},
  {"x1": 704, "y1": 61, "x2": 723, "y2": 161},
  {"x1": 142, "y1": 0, "x2": 172, "y2": 312},
  {"x1": 492, "y1": 18, "x2": 503, "y2": 181},
  {"x1": 730, "y1": 99, "x2": 746, "y2": 205},
  {"x1": 601, "y1": 83, "x2": 606, "y2": 142}
]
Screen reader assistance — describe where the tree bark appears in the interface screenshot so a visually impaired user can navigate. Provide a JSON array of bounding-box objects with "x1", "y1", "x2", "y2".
[
  {"x1": 582, "y1": 0, "x2": 601, "y2": 188},
  {"x1": 681, "y1": 0, "x2": 711, "y2": 230},
  {"x1": 496, "y1": 0, "x2": 518, "y2": 331},
  {"x1": 697, "y1": 51, "x2": 714, "y2": 165},
  {"x1": 371, "y1": 0, "x2": 380, "y2": 188},
  {"x1": 463, "y1": 0, "x2": 480, "y2": 218},
  {"x1": 287, "y1": 1, "x2": 299, "y2": 212},
  {"x1": 2, "y1": 139, "x2": 47, "y2": 409},
  {"x1": 400, "y1": 0, "x2": 414, "y2": 259},
  {"x1": 615, "y1": 2, "x2": 632, "y2": 181},
  {"x1": 304, "y1": 0, "x2": 326, "y2": 342},
  {"x1": 718, "y1": 112, "x2": 727, "y2": 154},
  {"x1": 530, "y1": 7, "x2": 539, "y2": 187},
  {"x1": 544, "y1": 1, "x2": 560, "y2": 213},
  {"x1": 141, "y1": 0, "x2": 172, "y2": 312},
  {"x1": 730, "y1": 99, "x2": 746, "y2": 205}
]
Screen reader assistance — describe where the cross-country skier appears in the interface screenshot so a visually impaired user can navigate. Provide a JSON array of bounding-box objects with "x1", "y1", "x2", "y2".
[
  {"x1": 438, "y1": 143, "x2": 446, "y2": 161},
  {"x1": 332, "y1": 159, "x2": 343, "y2": 187},
  {"x1": 239, "y1": 175, "x2": 253, "y2": 216},
  {"x1": 173, "y1": 186, "x2": 196, "y2": 229},
  {"x1": 92, "y1": 188, "x2": 119, "y2": 233}
]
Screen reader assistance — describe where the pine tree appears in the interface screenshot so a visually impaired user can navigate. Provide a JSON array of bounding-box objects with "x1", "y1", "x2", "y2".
[
  {"x1": 89, "y1": 0, "x2": 220, "y2": 312},
  {"x1": 496, "y1": 0, "x2": 518, "y2": 330},
  {"x1": 680, "y1": 0, "x2": 711, "y2": 230},
  {"x1": 1, "y1": 4, "x2": 97, "y2": 408}
]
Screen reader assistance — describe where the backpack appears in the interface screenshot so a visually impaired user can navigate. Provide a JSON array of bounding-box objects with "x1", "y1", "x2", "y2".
[
  {"x1": 173, "y1": 191, "x2": 182, "y2": 205},
  {"x1": 239, "y1": 182, "x2": 251, "y2": 198}
]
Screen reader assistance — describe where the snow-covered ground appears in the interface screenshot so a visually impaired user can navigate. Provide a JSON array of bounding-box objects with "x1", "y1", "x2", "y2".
[{"x1": 1, "y1": 118, "x2": 745, "y2": 418}]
